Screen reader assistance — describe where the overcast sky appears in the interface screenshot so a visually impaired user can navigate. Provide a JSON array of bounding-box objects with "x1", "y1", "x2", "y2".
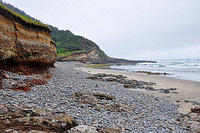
[{"x1": 3, "y1": 0, "x2": 200, "y2": 60}]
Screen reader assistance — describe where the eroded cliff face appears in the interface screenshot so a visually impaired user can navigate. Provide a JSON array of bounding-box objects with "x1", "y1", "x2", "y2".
[
  {"x1": 87, "y1": 49, "x2": 105, "y2": 63},
  {"x1": 58, "y1": 49, "x2": 109, "y2": 64},
  {"x1": 0, "y1": 7, "x2": 57, "y2": 67},
  {"x1": 61, "y1": 52, "x2": 88, "y2": 62}
]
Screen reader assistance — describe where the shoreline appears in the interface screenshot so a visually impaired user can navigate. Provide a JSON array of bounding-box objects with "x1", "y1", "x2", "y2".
[
  {"x1": 0, "y1": 62, "x2": 195, "y2": 132},
  {"x1": 77, "y1": 67, "x2": 200, "y2": 114}
]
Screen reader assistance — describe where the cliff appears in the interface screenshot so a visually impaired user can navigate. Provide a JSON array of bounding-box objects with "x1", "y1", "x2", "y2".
[
  {"x1": 50, "y1": 26, "x2": 154, "y2": 64},
  {"x1": 0, "y1": 4, "x2": 57, "y2": 67},
  {"x1": 50, "y1": 25, "x2": 109, "y2": 64},
  {"x1": 2, "y1": 3, "x2": 154, "y2": 65}
]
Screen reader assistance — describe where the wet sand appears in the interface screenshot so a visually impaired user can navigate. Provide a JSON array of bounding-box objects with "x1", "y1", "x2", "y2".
[{"x1": 77, "y1": 67, "x2": 200, "y2": 114}]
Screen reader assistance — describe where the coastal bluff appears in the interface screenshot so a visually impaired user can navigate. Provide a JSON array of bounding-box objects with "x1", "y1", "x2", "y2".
[{"x1": 0, "y1": 4, "x2": 57, "y2": 67}]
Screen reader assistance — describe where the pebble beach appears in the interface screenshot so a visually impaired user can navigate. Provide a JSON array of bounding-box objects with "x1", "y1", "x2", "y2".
[{"x1": 0, "y1": 62, "x2": 192, "y2": 132}]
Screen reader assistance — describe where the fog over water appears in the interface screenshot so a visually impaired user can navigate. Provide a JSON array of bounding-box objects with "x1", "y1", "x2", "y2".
[{"x1": 3, "y1": 0, "x2": 200, "y2": 60}]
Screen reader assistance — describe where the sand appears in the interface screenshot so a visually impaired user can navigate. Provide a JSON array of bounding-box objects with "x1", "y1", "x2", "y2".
[{"x1": 77, "y1": 67, "x2": 200, "y2": 114}]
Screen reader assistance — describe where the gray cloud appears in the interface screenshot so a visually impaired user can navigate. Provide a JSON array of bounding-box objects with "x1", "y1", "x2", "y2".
[{"x1": 3, "y1": 0, "x2": 200, "y2": 59}]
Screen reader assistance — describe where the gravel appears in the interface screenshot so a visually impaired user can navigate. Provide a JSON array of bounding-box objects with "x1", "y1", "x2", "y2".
[{"x1": 0, "y1": 62, "x2": 188, "y2": 133}]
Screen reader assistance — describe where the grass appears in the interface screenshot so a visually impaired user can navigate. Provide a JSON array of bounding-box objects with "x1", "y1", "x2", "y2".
[
  {"x1": 82, "y1": 64, "x2": 111, "y2": 68},
  {"x1": 56, "y1": 42, "x2": 61, "y2": 47},
  {"x1": 57, "y1": 50, "x2": 86, "y2": 57},
  {"x1": 0, "y1": 3, "x2": 49, "y2": 29}
]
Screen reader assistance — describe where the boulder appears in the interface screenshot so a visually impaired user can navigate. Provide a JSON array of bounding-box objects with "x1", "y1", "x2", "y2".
[
  {"x1": 70, "y1": 125, "x2": 98, "y2": 133},
  {"x1": 178, "y1": 106, "x2": 200, "y2": 133},
  {"x1": 0, "y1": 105, "x2": 78, "y2": 132}
]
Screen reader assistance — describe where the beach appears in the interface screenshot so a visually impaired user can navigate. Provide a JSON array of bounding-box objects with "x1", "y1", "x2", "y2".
[
  {"x1": 0, "y1": 62, "x2": 189, "y2": 132},
  {"x1": 77, "y1": 66, "x2": 200, "y2": 114}
]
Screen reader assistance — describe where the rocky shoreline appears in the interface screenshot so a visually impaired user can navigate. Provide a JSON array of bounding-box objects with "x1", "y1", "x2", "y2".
[{"x1": 0, "y1": 62, "x2": 197, "y2": 132}]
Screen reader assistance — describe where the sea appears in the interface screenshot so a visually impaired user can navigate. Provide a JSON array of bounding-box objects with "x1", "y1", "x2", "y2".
[{"x1": 110, "y1": 59, "x2": 200, "y2": 82}]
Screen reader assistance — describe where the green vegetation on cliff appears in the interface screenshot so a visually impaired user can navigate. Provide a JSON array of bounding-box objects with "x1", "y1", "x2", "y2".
[
  {"x1": 0, "y1": 3, "x2": 49, "y2": 29},
  {"x1": 82, "y1": 64, "x2": 111, "y2": 68},
  {"x1": 49, "y1": 25, "x2": 108, "y2": 59},
  {"x1": 0, "y1": 1, "x2": 151, "y2": 64},
  {"x1": 2, "y1": 1, "x2": 108, "y2": 61},
  {"x1": 1, "y1": 1, "x2": 111, "y2": 63}
]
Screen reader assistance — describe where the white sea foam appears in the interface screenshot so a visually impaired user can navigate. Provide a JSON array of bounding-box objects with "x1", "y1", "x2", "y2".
[{"x1": 110, "y1": 59, "x2": 200, "y2": 81}]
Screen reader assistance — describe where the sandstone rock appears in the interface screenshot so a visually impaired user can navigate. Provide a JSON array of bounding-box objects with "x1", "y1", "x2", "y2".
[
  {"x1": 57, "y1": 46, "x2": 111, "y2": 63},
  {"x1": 0, "y1": 6, "x2": 56, "y2": 67},
  {"x1": 71, "y1": 92, "x2": 133, "y2": 113},
  {"x1": 178, "y1": 106, "x2": 200, "y2": 133},
  {"x1": 71, "y1": 92, "x2": 99, "y2": 106},
  {"x1": 0, "y1": 105, "x2": 78, "y2": 132},
  {"x1": 99, "y1": 127, "x2": 121, "y2": 133},
  {"x1": 70, "y1": 125, "x2": 98, "y2": 133},
  {"x1": 62, "y1": 52, "x2": 88, "y2": 63}
]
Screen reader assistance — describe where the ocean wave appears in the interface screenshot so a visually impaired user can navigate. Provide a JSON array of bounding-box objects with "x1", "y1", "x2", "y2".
[{"x1": 110, "y1": 59, "x2": 200, "y2": 81}]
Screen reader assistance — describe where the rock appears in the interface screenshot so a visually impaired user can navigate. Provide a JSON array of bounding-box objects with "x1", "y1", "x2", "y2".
[
  {"x1": 70, "y1": 125, "x2": 98, "y2": 133},
  {"x1": 87, "y1": 76, "x2": 100, "y2": 80},
  {"x1": 116, "y1": 75, "x2": 127, "y2": 79},
  {"x1": 0, "y1": 105, "x2": 78, "y2": 132},
  {"x1": 93, "y1": 92, "x2": 115, "y2": 100},
  {"x1": 158, "y1": 89, "x2": 170, "y2": 94},
  {"x1": 104, "y1": 77, "x2": 116, "y2": 82},
  {"x1": 161, "y1": 89, "x2": 170, "y2": 93},
  {"x1": 123, "y1": 84, "x2": 132, "y2": 88},
  {"x1": 71, "y1": 91, "x2": 115, "y2": 105},
  {"x1": 145, "y1": 86, "x2": 155, "y2": 91},
  {"x1": 191, "y1": 107, "x2": 200, "y2": 113},
  {"x1": 62, "y1": 52, "x2": 88, "y2": 63},
  {"x1": 71, "y1": 92, "x2": 99, "y2": 106},
  {"x1": 3, "y1": 73, "x2": 9, "y2": 79},
  {"x1": 71, "y1": 92, "x2": 133, "y2": 113},
  {"x1": 0, "y1": 6, "x2": 56, "y2": 66},
  {"x1": 158, "y1": 88, "x2": 178, "y2": 94},
  {"x1": 163, "y1": 72, "x2": 168, "y2": 75},
  {"x1": 99, "y1": 127, "x2": 121, "y2": 133},
  {"x1": 188, "y1": 113, "x2": 198, "y2": 120},
  {"x1": 190, "y1": 122, "x2": 200, "y2": 133},
  {"x1": 178, "y1": 106, "x2": 200, "y2": 133},
  {"x1": 87, "y1": 73, "x2": 156, "y2": 90},
  {"x1": 168, "y1": 88, "x2": 177, "y2": 91}
]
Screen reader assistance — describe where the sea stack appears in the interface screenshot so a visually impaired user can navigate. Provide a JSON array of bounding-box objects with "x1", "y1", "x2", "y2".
[{"x1": 0, "y1": 4, "x2": 57, "y2": 67}]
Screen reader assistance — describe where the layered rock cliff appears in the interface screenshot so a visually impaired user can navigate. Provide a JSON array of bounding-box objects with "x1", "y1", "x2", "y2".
[
  {"x1": 57, "y1": 48, "x2": 109, "y2": 63},
  {"x1": 0, "y1": 4, "x2": 57, "y2": 67},
  {"x1": 50, "y1": 26, "x2": 153, "y2": 64},
  {"x1": 50, "y1": 25, "x2": 109, "y2": 64},
  {"x1": 2, "y1": 3, "x2": 154, "y2": 65}
]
